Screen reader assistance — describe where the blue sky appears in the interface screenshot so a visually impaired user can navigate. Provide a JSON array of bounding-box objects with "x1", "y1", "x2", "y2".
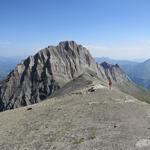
[{"x1": 0, "y1": 0, "x2": 150, "y2": 59}]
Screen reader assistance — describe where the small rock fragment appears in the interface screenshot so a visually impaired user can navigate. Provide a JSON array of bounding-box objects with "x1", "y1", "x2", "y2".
[{"x1": 26, "y1": 107, "x2": 32, "y2": 111}]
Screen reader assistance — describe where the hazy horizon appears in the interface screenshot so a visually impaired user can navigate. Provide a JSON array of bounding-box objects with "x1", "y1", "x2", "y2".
[
  {"x1": 0, "y1": 41, "x2": 148, "y2": 62},
  {"x1": 1, "y1": 0, "x2": 150, "y2": 60},
  {"x1": 0, "y1": 51, "x2": 147, "y2": 63}
]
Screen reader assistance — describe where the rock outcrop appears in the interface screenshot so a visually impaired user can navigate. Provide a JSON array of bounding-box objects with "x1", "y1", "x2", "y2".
[
  {"x1": 101, "y1": 62, "x2": 130, "y2": 83},
  {"x1": 0, "y1": 41, "x2": 129, "y2": 111}
]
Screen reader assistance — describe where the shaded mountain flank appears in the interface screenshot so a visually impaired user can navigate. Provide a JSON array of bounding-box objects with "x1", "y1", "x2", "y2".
[{"x1": 0, "y1": 41, "x2": 149, "y2": 111}]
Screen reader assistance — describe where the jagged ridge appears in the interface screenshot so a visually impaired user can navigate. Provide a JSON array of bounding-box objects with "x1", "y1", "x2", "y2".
[{"x1": 0, "y1": 41, "x2": 129, "y2": 111}]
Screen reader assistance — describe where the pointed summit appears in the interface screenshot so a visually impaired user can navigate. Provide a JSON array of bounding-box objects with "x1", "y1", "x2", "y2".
[
  {"x1": 0, "y1": 41, "x2": 100, "y2": 110},
  {"x1": 0, "y1": 41, "x2": 130, "y2": 111}
]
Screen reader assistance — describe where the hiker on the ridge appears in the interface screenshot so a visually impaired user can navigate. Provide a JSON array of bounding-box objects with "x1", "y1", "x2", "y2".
[{"x1": 108, "y1": 78, "x2": 112, "y2": 90}]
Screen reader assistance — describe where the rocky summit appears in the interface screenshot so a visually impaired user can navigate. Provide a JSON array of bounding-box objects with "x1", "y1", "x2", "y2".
[{"x1": 0, "y1": 41, "x2": 129, "y2": 111}]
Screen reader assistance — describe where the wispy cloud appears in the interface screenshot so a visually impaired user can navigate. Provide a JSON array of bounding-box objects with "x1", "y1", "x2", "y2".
[
  {"x1": 0, "y1": 42, "x2": 11, "y2": 45},
  {"x1": 85, "y1": 44, "x2": 107, "y2": 50},
  {"x1": 85, "y1": 44, "x2": 150, "y2": 51},
  {"x1": 147, "y1": 40, "x2": 150, "y2": 44},
  {"x1": 84, "y1": 43, "x2": 150, "y2": 59},
  {"x1": 145, "y1": 40, "x2": 150, "y2": 49}
]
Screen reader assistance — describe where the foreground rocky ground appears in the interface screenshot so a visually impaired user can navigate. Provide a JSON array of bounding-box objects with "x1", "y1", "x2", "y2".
[{"x1": 1, "y1": 83, "x2": 150, "y2": 150}]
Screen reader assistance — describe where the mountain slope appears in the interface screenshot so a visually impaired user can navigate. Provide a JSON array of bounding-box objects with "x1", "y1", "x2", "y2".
[
  {"x1": 0, "y1": 41, "x2": 104, "y2": 111},
  {"x1": 51, "y1": 70, "x2": 106, "y2": 98},
  {"x1": 0, "y1": 41, "x2": 131, "y2": 111},
  {"x1": 1, "y1": 77, "x2": 150, "y2": 150},
  {"x1": 100, "y1": 62, "x2": 150, "y2": 103},
  {"x1": 2, "y1": 41, "x2": 150, "y2": 112},
  {"x1": 127, "y1": 59, "x2": 150, "y2": 89}
]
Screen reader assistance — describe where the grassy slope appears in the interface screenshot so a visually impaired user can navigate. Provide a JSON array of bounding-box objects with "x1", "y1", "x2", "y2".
[{"x1": 118, "y1": 80, "x2": 150, "y2": 104}]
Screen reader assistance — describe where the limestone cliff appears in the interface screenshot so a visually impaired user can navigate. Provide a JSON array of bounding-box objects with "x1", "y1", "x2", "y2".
[{"x1": 0, "y1": 41, "x2": 129, "y2": 111}]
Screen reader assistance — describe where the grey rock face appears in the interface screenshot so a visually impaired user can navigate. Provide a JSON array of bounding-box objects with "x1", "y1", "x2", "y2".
[
  {"x1": 100, "y1": 62, "x2": 130, "y2": 83},
  {"x1": 0, "y1": 41, "x2": 129, "y2": 111}
]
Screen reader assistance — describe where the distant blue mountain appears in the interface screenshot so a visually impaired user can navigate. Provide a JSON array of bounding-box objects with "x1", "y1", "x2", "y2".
[
  {"x1": 127, "y1": 59, "x2": 150, "y2": 89},
  {"x1": 95, "y1": 57, "x2": 138, "y2": 66}
]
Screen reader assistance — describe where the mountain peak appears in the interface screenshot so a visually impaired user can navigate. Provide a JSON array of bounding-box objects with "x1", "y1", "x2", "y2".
[
  {"x1": 101, "y1": 61, "x2": 120, "y2": 69},
  {"x1": 0, "y1": 41, "x2": 130, "y2": 111},
  {"x1": 101, "y1": 62, "x2": 112, "y2": 69},
  {"x1": 0, "y1": 41, "x2": 99, "y2": 111},
  {"x1": 59, "y1": 40, "x2": 77, "y2": 45},
  {"x1": 58, "y1": 41, "x2": 79, "y2": 49}
]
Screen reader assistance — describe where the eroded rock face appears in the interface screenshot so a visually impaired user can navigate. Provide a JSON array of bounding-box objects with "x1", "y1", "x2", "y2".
[
  {"x1": 0, "y1": 41, "x2": 129, "y2": 111},
  {"x1": 0, "y1": 41, "x2": 99, "y2": 110},
  {"x1": 101, "y1": 62, "x2": 130, "y2": 83}
]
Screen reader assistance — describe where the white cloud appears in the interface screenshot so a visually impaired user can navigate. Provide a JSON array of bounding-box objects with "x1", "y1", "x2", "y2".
[
  {"x1": 85, "y1": 45, "x2": 107, "y2": 50},
  {"x1": 147, "y1": 40, "x2": 150, "y2": 44},
  {"x1": 84, "y1": 44, "x2": 150, "y2": 59},
  {"x1": 0, "y1": 42, "x2": 11, "y2": 45}
]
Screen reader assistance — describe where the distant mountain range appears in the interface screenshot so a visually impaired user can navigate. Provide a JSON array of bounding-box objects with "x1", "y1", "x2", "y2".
[
  {"x1": 95, "y1": 57, "x2": 138, "y2": 66},
  {"x1": 0, "y1": 56, "x2": 25, "y2": 80},
  {"x1": 96, "y1": 57, "x2": 150, "y2": 89}
]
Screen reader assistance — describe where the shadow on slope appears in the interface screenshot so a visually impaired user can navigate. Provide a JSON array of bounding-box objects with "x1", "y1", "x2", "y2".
[
  {"x1": 51, "y1": 68, "x2": 150, "y2": 105},
  {"x1": 51, "y1": 70, "x2": 106, "y2": 98}
]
